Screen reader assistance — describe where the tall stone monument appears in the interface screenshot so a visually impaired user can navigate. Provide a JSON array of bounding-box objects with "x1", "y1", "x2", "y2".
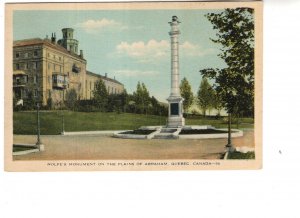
[{"x1": 167, "y1": 16, "x2": 185, "y2": 128}]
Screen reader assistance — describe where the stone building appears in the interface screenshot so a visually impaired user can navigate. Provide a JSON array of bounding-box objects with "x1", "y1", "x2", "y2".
[
  {"x1": 86, "y1": 71, "x2": 124, "y2": 100},
  {"x1": 13, "y1": 28, "x2": 124, "y2": 107}
]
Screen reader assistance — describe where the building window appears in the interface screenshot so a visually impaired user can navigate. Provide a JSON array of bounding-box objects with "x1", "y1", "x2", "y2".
[
  {"x1": 16, "y1": 63, "x2": 20, "y2": 70},
  {"x1": 59, "y1": 65, "x2": 62, "y2": 73},
  {"x1": 16, "y1": 52, "x2": 20, "y2": 58},
  {"x1": 34, "y1": 51, "x2": 38, "y2": 57},
  {"x1": 24, "y1": 75, "x2": 28, "y2": 83},
  {"x1": 24, "y1": 63, "x2": 28, "y2": 70},
  {"x1": 59, "y1": 57, "x2": 61, "y2": 61},
  {"x1": 33, "y1": 62, "x2": 37, "y2": 69},
  {"x1": 48, "y1": 63, "x2": 50, "y2": 69},
  {"x1": 33, "y1": 75, "x2": 37, "y2": 84},
  {"x1": 90, "y1": 81, "x2": 92, "y2": 89},
  {"x1": 48, "y1": 53, "x2": 50, "y2": 57},
  {"x1": 24, "y1": 53, "x2": 28, "y2": 58}
]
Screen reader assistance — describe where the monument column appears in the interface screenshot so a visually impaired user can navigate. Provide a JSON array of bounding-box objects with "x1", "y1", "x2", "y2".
[{"x1": 167, "y1": 16, "x2": 185, "y2": 128}]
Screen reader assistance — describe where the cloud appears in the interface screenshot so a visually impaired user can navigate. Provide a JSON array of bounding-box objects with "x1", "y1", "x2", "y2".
[
  {"x1": 114, "y1": 40, "x2": 215, "y2": 62},
  {"x1": 115, "y1": 40, "x2": 169, "y2": 62},
  {"x1": 76, "y1": 18, "x2": 127, "y2": 33},
  {"x1": 114, "y1": 69, "x2": 159, "y2": 77},
  {"x1": 181, "y1": 41, "x2": 216, "y2": 57}
]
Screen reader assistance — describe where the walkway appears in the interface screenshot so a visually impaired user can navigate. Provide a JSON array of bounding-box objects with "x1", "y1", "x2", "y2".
[{"x1": 13, "y1": 130, "x2": 254, "y2": 160}]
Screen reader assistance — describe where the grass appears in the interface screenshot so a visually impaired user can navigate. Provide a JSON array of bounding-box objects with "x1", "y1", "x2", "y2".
[
  {"x1": 227, "y1": 151, "x2": 255, "y2": 159},
  {"x1": 185, "y1": 115, "x2": 254, "y2": 129},
  {"x1": 13, "y1": 145, "x2": 36, "y2": 152},
  {"x1": 13, "y1": 111, "x2": 254, "y2": 135}
]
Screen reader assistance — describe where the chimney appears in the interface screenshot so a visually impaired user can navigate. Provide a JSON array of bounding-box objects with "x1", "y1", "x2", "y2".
[
  {"x1": 51, "y1": 33, "x2": 56, "y2": 43},
  {"x1": 80, "y1": 50, "x2": 84, "y2": 58}
]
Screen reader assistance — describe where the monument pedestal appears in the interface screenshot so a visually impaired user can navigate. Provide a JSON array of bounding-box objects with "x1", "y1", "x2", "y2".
[{"x1": 167, "y1": 96, "x2": 185, "y2": 128}]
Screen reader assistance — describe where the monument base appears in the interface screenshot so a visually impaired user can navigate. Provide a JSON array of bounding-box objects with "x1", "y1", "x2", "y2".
[
  {"x1": 167, "y1": 116, "x2": 185, "y2": 128},
  {"x1": 167, "y1": 96, "x2": 185, "y2": 128}
]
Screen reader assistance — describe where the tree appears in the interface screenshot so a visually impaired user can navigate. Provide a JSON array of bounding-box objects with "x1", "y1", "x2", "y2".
[
  {"x1": 180, "y1": 77, "x2": 194, "y2": 113},
  {"x1": 23, "y1": 90, "x2": 36, "y2": 110},
  {"x1": 133, "y1": 82, "x2": 151, "y2": 114},
  {"x1": 200, "y1": 8, "x2": 254, "y2": 117},
  {"x1": 211, "y1": 89, "x2": 223, "y2": 117},
  {"x1": 93, "y1": 78, "x2": 108, "y2": 112},
  {"x1": 65, "y1": 88, "x2": 77, "y2": 111},
  {"x1": 197, "y1": 77, "x2": 214, "y2": 116},
  {"x1": 47, "y1": 92, "x2": 53, "y2": 110}
]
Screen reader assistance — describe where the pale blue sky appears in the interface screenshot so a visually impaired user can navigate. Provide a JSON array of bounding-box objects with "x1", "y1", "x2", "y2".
[{"x1": 14, "y1": 10, "x2": 227, "y2": 102}]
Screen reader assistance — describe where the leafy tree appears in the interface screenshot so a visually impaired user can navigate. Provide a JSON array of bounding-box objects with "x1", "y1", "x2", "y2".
[
  {"x1": 212, "y1": 89, "x2": 223, "y2": 117},
  {"x1": 93, "y1": 79, "x2": 108, "y2": 112},
  {"x1": 197, "y1": 77, "x2": 214, "y2": 116},
  {"x1": 133, "y1": 82, "x2": 151, "y2": 114},
  {"x1": 200, "y1": 8, "x2": 254, "y2": 117},
  {"x1": 65, "y1": 88, "x2": 77, "y2": 111},
  {"x1": 47, "y1": 92, "x2": 53, "y2": 110},
  {"x1": 180, "y1": 77, "x2": 194, "y2": 113},
  {"x1": 23, "y1": 90, "x2": 36, "y2": 110}
]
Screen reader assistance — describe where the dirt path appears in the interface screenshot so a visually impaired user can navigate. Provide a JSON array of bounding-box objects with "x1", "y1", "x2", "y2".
[{"x1": 13, "y1": 130, "x2": 254, "y2": 160}]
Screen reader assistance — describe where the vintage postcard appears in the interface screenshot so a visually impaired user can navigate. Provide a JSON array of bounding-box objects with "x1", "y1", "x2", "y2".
[{"x1": 4, "y1": 1, "x2": 263, "y2": 171}]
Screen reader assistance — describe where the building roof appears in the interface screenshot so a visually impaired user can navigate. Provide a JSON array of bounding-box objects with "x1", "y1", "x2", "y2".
[
  {"x1": 86, "y1": 70, "x2": 123, "y2": 86},
  {"x1": 13, "y1": 38, "x2": 86, "y2": 61}
]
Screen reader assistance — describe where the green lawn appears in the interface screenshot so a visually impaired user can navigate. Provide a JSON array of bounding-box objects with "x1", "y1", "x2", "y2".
[
  {"x1": 227, "y1": 151, "x2": 255, "y2": 159},
  {"x1": 13, "y1": 111, "x2": 254, "y2": 135},
  {"x1": 13, "y1": 145, "x2": 37, "y2": 152}
]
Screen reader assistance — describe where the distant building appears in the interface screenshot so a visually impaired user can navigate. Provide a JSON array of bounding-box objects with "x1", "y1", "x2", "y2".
[
  {"x1": 13, "y1": 28, "x2": 124, "y2": 107},
  {"x1": 86, "y1": 71, "x2": 124, "y2": 99}
]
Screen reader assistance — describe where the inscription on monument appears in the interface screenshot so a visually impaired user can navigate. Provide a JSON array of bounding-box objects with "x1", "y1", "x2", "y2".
[{"x1": 170, "y1": 103, "x2": 179, "y2": 115}]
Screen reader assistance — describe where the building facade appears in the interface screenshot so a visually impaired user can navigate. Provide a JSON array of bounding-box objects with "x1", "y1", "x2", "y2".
[{"x1": 13, "y1": 28, "x2": 124, "y2": 107}]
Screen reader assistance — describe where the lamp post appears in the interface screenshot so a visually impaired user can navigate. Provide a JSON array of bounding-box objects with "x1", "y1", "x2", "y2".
[
  {"x1": 225, "y1": 90, "x2": 236, "y2": 153},
  {"x1": 61, "y1": 86, "x2": 66, "y2": 135},
  {"x1": 35, "y1": 73, "x2": 44, "y2": 151},
  {"x1": 225, "y1": 112, "x2": 234, "y2": 152}
]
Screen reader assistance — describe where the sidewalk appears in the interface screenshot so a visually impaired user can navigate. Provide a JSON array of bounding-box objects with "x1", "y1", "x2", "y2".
[{"x1": 13, "y1": 130, "x2": 254, "y2": 160}]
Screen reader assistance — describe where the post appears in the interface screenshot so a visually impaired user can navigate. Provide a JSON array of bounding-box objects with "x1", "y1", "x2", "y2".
[
  {"x1": 225, "y1": 113, "x2": 234, "y2": 152},
  {"x1": 61, "y1": 89, "x2": 65, "y2": 135},
  {"x1": 36, "y1": 102, "x2": 41, "y2": 145},
  {"x1": 35, "y1": 78, "x2": 44, "y2": 151},
  {"x1": 61, "y1": 111, "x2": 65, "y2": 135}
]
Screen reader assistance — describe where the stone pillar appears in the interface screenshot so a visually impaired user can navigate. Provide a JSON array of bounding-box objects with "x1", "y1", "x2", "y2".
[{"x1": 167, "y1": 16, "x2": 185, "y2": 128}]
